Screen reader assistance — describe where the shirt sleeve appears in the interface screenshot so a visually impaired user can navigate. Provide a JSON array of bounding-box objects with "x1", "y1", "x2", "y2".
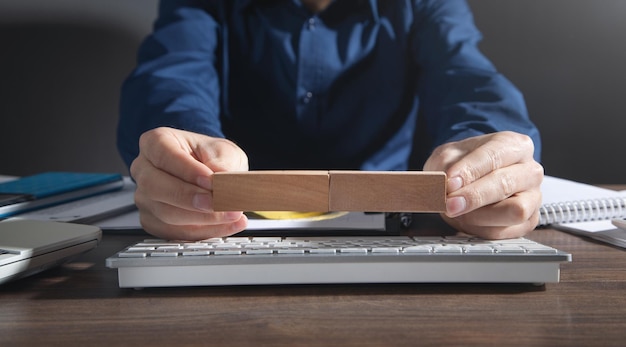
[
  {"x1": 410, "y1": 0, "x2": 541, "y2": 163},
  {"x1": 117, "y1": 0, "x2": 224, "y2": 168}
]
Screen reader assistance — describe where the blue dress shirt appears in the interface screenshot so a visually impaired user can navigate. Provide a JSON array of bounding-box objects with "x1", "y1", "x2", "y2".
[{"x1": 118, "y1": 0, "x2": 541, "y2": 170}]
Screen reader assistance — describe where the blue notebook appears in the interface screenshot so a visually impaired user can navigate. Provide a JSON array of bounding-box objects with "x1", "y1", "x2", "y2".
[{"x1": 0, "y1": 172, "x2": 124, "y2": 218}]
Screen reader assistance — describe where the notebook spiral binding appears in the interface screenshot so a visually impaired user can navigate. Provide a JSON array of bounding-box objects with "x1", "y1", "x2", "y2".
[{"x1": 539, "y1": 197, "x2": 626, "y2": 225}]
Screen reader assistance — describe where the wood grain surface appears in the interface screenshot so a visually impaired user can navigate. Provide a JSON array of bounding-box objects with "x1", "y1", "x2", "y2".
[
  {"x1": 1, "y1": 214, "x2": 625, "y2": 346},
  {"x1": 213, "y1": 170, "x2": 447, "y2": 213}
]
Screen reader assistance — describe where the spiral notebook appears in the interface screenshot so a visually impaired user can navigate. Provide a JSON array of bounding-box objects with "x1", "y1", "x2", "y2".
[{"x1": 539, "y1": 176, "x2": 626, "y2": 248}]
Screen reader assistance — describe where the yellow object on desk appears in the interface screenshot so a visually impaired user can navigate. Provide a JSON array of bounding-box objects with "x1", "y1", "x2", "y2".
[{"x1": 247, "y1": 211, "x2": 348, "y2": 220}]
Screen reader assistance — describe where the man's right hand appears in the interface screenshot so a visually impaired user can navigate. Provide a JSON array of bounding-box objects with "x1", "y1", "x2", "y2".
[{"x1": 130, "y1": 127, "x2": 249, "y2": 241}]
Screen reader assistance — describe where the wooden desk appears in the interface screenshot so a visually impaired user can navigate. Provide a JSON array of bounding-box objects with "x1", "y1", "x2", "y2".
[{"x1": 1, "y1": 218, "x2": 625, "y2": 346}]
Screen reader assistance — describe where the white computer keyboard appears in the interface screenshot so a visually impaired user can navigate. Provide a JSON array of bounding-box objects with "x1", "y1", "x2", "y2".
[{"x1": 106, "y1": 235, "x2": 571, "y2": 288}]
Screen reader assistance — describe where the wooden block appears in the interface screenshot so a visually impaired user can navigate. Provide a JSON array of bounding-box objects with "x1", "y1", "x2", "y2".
[
  {"x1": 212, "y1": 171, "x2": 329, "y2": 211},
  {"x1": 328, "y1": 171, "x2": 447, "y2": 212},
  {"x1": 213, "y1": 170, "x2": 447, "y2": 213}
]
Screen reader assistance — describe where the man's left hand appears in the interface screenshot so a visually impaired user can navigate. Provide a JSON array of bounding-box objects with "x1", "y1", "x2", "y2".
[{"x1": 423, "y1": 131, "x2": 544, "y2": 239}]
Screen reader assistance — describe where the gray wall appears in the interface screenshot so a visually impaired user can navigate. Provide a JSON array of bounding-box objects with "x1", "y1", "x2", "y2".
[
  {"x1": 1, "y1": 1, "x2": 624, "y2": 183},
  {"x1": 0, "y1": 0, "x2": 158, "y2": 176},
  {"x1": 468, "y1": 0, "x2": 626, "y2": 183}
]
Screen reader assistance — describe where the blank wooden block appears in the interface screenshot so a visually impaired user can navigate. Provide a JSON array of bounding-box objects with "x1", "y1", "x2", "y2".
[
  {"x1": 212, "y1": 171, "x2": 329, "y2": 212},
  {"x1": 328, "y1": 171, "x2": 446, "y2": 212}
]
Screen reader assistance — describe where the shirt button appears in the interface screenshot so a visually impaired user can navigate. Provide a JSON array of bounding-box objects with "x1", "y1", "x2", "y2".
[
  {"x1": 303, "y1": 92, "x2": 313, "y2": 104},
  {"x1": 307, "y1": 18, "x2": 316, "y2": 30}
]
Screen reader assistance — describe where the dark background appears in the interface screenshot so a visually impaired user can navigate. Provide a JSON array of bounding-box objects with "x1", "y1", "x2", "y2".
[
  {"x1": 468, "y1": 0, "x2": 626, "y2": 184},
  {"x1": 0, "y1": 0, "x2": 624, "y2": 183}
]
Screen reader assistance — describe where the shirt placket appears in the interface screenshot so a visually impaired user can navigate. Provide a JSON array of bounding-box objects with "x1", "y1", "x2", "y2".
[{"x1": 296, "y1": 15, "x2": 323, "y2": 130}]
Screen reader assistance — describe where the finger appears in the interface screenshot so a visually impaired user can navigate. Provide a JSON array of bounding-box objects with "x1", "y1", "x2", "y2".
[
  {"x1": 447, "y1": 190, "x2": 542, "y2": 227},
  {"x1": 139, "y1": 212, "x2": 248, "y2": 241},
  {"x1": 133, "y1": 158, "x2": 213, "y2": 213},
  {"x1": 137, "y1": 128, "x2": 217, "y2": 188},
  {"x1": 447, "y1": 132, "x2": 536, "y2": 188},
  {"x1": 145, "y1": 200, "x2": 244, "y2": 226},
  {"x1": 446, "y1": 161, "x2": 543, "y2": 217},
  {"x1": 442, "y1": 209, "x2": 539, "y2": 240},
  {"x1": 191, "y1": 136, "x2": 249, "y2": 173}
]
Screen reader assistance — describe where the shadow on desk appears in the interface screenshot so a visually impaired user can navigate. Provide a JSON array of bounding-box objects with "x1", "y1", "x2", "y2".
[{"x1": 1, "y1": 265, "x2": 547, "y2": 301}]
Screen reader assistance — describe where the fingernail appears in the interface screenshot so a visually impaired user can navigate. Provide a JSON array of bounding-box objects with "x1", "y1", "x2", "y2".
[
  {"x1": 446, "y1": 196, "x2": 466, "y2": 216},
  {"x1": 197, "y1": 175, "x2": 212, "y2": 190},
  {"x1": 448, "y1": 176, "x2": 463, "y2": 192},
  {"x1": 192, "y1": 193, "x2": 211, "y2": 212}
]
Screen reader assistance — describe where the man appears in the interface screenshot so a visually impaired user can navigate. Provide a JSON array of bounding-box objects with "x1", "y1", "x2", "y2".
[{"x1": 118, "y1": 0, "x2": 544, "y2": 241}]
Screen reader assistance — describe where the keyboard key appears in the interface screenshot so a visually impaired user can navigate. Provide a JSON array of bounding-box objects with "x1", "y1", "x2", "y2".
[
  {"x1": 340, "y1": 248, "x2": 368, "y2": 254},
  {"x1": 309, "y1": 248, "x2": 337, "y2": 254},
  {"x1": 157, "y1": 245, "x2": 182, "y2": 251},
  {"x1": 182, "y1": 250, "x2": 212, "y2": 256},
  {"x1": 250, "y1": 237, "x2": 283, "y2": 242},
  {"x1": 127, "y1": 246, "x2": 156, "y2": 251},
  {"x1": 183, "y1": 243, "x2": 210, "y2": 249},
  {"x1": 433, "y1": 245, "x2": 463, "y2": 253},
  {"x1": 245, "y1": 249, "x2": 274, "y2": 255},
  {"x1": 213, "y1": 250, "x2": 242, "y2": 255},
  {"x1": 136, "y1": 242, "x2": 176, "y2": 247},
  {"x1": 151, "y1": 251, "x2": 179, "y2": 257},
  {"x1": 371, "y1": 247, "x2": 400, "y2": 253},
  {"x1": 494, "y1": 246, "x2": 526, "y2": 254},
  {"x1": 403, "y1": 245, "x2": 432, "y2": 253},
  {"x1": 203, "y1": 238, "x2": 224, "y2": 244},
  {"x1": 522, "y1": 244, "x2": 558, "y2": 253},
  {"x1": 277, "y1": 249, "x2": 305, "y2": 254},
  {"x1": 215, "y1": 244, "x2": 241, "y2": 249},
  {"x1": 118, "y1": 252, "x2": 147, "y2": 258},
  {"x1": 464, "y1": 245, "x2": 495, "y2": 254}
]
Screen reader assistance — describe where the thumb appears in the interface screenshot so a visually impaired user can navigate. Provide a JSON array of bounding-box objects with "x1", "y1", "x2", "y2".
[{"x1": 191, "y1": 135, "x2": 249, "y2": 173}]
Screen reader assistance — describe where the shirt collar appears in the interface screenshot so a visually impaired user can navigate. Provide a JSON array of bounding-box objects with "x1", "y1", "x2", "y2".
[
  {"x1": 366, "y1": 0, "x2": 379, "y2": 19},
  {"x1": 238, "y1": 0, "x2": 379, "y2": 20}
]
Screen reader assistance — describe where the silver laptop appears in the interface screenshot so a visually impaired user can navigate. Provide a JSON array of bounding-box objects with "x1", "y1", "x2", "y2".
[{"x1": 0, "y1": 219, "x2": 101, "y2": 284}]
